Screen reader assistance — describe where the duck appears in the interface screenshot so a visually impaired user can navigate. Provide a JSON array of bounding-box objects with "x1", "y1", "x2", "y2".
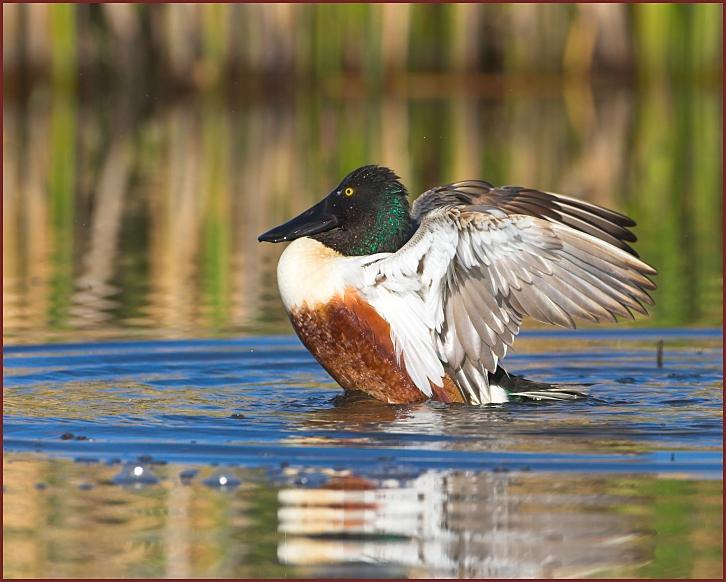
[{"x1": 258, "y1": 165, "x2": 656, "y2": 405}]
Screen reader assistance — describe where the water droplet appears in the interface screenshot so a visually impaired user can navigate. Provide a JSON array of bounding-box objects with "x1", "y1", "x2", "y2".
[
  {"x1": 113, "y1": 463, "x2": 159, "y2": 487},
  {"x1": 203, "y1": 472, "x2": 240, "y2": 489}
]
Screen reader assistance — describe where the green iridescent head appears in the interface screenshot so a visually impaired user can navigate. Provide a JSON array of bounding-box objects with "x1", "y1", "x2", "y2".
[{"x1": 258, "y1": 165, "x2": 414, "y2": 256}]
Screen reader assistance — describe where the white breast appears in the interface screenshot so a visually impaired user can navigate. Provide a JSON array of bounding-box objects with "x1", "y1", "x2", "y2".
[
  {"x1": 276, "y1": 237, "x2": 349, "y2": 311},
  {"x1": 276, "y1": 236, "x2": 448, "y2": 400}
]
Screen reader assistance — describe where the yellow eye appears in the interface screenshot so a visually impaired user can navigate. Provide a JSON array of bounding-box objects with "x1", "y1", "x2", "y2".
[{"x1": 344, "y1": 187, "x2": 355, "y2": 197}]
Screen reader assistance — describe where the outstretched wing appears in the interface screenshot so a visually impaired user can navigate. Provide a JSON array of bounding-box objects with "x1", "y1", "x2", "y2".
[
  {"x1": 413, "y1": 181, "x2": 641, "y2": 256},
  {"x1": 357, "y1": 182, "x2": 656, "y2": 404}
]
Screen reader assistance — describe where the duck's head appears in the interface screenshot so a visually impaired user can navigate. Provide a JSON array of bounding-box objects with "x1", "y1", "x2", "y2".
[{"x1": 258, "y1": 165, "x2": 413, "y2": 256}]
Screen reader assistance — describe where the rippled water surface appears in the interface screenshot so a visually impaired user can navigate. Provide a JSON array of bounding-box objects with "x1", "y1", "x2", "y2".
[
  {"x1": 4, "y1": 329, "x2": 723, "y2": 578},
  {"x1": 5, "y1": 5, "x2": 723, "y2": 577}
]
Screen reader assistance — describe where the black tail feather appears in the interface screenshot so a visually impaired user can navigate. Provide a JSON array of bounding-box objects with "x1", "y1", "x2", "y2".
[{"x1": 488, "y1": 366, "x2": 591, "y2": 401}]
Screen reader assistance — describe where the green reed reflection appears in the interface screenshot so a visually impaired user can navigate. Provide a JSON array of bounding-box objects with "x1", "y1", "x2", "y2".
[
  {"x1": 605, "y1": 477, "x2": 723, "y2": 578},
  {"x1": 201, "y1": 94, "x2": 231, "y2": 329},
  {"x1": 45, "y1": 5, "x2": 78, "y2": 331},
  {"x1": 47, "y1": 98, "x2": 76, "y2": 329},
  {"x1": 3, "y1": 4, "x2": 722, "y2": 344},
  {"x1": 627, "y1": 85, "x2": 723, "y2": 327},
  {"x1": 3, "y1": 83, "x2": 722, "y2": 344}
]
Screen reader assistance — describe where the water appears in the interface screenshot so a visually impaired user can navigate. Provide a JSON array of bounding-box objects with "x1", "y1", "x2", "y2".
[
  {"x1": 3, "y1": 329, "x2": 723, "y2": 578},
  {"x1": 4, "y1": 11, "x2": 723, "y2": 575}
]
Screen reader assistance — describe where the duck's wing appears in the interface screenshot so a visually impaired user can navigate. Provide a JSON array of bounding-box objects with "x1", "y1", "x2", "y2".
[
  {"x1": 413, "y1": 180, "x2": 642, "y2": 256},
  {"x1": 357, "y1": 182, "x2": 657, "y2": 404}
]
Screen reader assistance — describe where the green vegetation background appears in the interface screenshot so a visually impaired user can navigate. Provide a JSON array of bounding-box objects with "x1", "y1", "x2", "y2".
[{"x1": 4, "y1": 4, "x2": 723, "y2": 343}]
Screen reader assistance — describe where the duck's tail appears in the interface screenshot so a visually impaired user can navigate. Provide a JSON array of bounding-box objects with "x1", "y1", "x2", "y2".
[{"x1": 488, "y1": 366, "x2": 591, "y2": 402}]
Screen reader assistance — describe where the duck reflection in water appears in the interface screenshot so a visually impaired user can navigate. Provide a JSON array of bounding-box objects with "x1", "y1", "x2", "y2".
[{"x1": 276, "y1": 469, "x2": 649, "y2": 578}]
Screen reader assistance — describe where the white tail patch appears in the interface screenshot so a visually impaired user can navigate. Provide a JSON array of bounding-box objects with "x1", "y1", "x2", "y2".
[{"x1": 487, "y1": 384, "x2": 510, "y2": 404}]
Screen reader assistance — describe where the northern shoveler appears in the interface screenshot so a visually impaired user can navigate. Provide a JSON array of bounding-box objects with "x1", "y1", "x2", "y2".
[{"x1": 258, "y1": 165, "x2": 657, "y2": 405}]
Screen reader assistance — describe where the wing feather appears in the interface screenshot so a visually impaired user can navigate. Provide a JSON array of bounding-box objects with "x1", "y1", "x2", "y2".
[{"x1": 357, "y1": 183, "x2": 656, "y2": 404}]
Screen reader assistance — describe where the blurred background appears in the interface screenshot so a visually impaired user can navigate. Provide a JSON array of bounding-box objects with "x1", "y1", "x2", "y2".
[{"x1": 3, "y1": 3, "x2": 723, "y2": 344}]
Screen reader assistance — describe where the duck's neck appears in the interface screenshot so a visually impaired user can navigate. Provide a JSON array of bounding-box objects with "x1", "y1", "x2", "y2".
[
  {"x1": 315, "y1": 194, "x2": 414, "y2": 256},
  {"x1": 355, "y1": 194, "x2": 413, "y2": 255}
]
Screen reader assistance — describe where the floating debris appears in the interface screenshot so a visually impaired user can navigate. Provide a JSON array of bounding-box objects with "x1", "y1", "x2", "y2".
[
  {"x1": 74, "y1": 457, "x2": 99, "y2": 464},
  {"x1": 60, "y1": 433, "x2": 89, "y2": 441},
  {"x1": 229, "y1": 413, "x2": 246, "y2": 419},
  {"x1": 203, "y1": 472, "x2": 241, "y2": 489},
  {"x1": 179, "y1": 469, "x2": 199, "y2": 483},
  {"x1": 657, "y1": 340, "x2": 664, "y2": 368},
  {"x1": 112, "y1": 463, "x2": 160, "y2": 487}
]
